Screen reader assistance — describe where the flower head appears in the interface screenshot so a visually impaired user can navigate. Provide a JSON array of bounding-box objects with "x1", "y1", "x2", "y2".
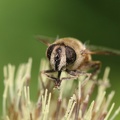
[{"x1": 2, "y1": 58, "x2": 120, "y2": 120}]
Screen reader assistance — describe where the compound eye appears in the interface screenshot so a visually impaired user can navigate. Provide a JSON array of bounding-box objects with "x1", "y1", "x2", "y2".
[
  {"x1": 66, "y1": 46, "x2": 76, "y2": 65},
  {"x1": 47, "y1": 44, "x2": 56, "y2": 60}
]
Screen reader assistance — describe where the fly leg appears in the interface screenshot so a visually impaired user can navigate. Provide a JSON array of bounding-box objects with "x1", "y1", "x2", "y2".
[
  {"x1": 65, "y1": 69, "x2": 91, "y2": 82},
  {"x1": 78, "y1": 61, "x2": 101, "y2": 84},
  {"x1": 63, "y1": 61, "x2": 101, "y2": 84},
  {"x1": 85, "y1": 61, "x2": 101, "y2": 79},
  {"x1": 66, "y1": 69, "x2": 90, "y2": 76},
  {"x1": 41, "y1": 69, "x2": 62, "y2": 87},
  {"x1": 80, "y1": 61, "x2": 109, "y2": 87}
]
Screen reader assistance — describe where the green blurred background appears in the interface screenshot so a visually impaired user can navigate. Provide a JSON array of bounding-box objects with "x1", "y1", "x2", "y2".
[{"x1": 0, "y1": 0, "x2": 120, "y2": 119}]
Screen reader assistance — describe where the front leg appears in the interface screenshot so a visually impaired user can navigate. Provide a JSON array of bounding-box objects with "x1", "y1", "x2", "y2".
[
  {"x1": 66, "y1": 69, "x2": 89, "y2": 76},
  {"x1": 41, "y1": 69, "x2": 62, "y2": 87},
  {"x1": 56, "y1": 69, "x2": 91, "y2": 84},
  {"x1": 66, "y1": 69, "x2": 91, "y2": 78}
]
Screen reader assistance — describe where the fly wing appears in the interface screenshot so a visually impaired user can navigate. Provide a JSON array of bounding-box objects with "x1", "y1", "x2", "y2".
[
  {"x1": 86, "y1": 45, "x2": 120, "y2": 55},
  {"x1": 35, "y1": 35, "x2": 57, "y2": 46}
]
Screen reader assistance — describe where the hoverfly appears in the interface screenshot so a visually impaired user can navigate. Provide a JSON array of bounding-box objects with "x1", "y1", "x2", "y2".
[{"x1": 37, "y1": 36, "x2": 120, "y2": 87}]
